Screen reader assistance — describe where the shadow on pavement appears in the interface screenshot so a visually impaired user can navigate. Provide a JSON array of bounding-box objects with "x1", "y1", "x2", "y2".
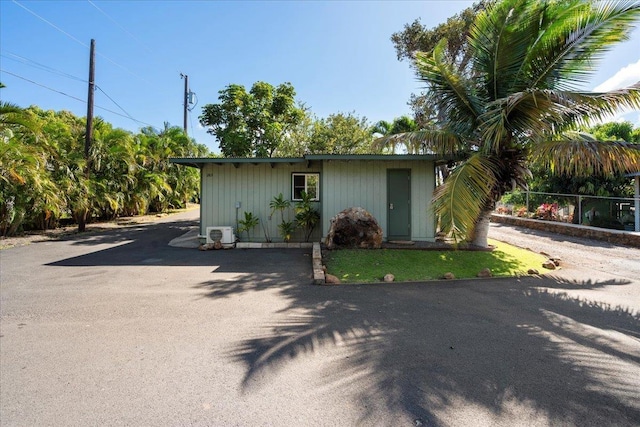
[
  {"x1": 211, "y1": 275, "x2": 639, "y2": 426},
  {"x1": 46, "y1": 219, "x2": 312, "y2": 273}
]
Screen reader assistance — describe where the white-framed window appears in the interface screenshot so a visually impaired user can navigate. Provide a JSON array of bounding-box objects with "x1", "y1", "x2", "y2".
[{"x1": 292, "y1": 173, "x2": 320, "y2": 201}]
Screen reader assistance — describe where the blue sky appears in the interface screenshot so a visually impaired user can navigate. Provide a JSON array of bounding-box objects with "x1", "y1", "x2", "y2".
[{"x1": 1, "y1": 0, "x2": 639, "y2": 153}]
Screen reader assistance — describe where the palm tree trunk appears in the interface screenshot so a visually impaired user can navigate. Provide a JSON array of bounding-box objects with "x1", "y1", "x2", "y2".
[{"x1": 470, "y1": 209, "x2": 492, "y2": 248}]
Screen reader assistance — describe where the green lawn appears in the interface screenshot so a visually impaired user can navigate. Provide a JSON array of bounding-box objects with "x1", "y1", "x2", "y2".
[{"x1": 325, "y1": 239, "x2": 547, "y2": 283}]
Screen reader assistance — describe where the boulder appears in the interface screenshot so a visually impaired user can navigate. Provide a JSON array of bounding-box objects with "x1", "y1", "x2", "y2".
[
  {"x1": 443, "y1": 272, "x2": 455, "y2": 280},
  {"x1": 383, "y1": 274, "x2": 395, "y2": 282},
  {"x1": 542, "y1": 260, "x2": 556, "y2": 270},
  {"x1": 325, "y1": 274, "x2": 341, "y2": 285},
  {"x1": 477, "y1": 268, "x2": 492, "y2": 278},
  {"x1": 326, "y1": 207, "x2": 383, "y2": 249}
]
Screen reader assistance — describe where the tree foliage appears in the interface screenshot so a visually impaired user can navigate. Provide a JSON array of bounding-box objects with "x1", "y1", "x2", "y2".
[
  {"x1": 0, "y1": 103, "x2": 208, "y2": 237},
  {"x1": 391, "y1": 1, "x2": 488, "y2": 125},
  {"x1": 385, "y1": 0, "x2": 640, "y2": 247},
  {"x1": 371, "y1": 116, "x2": 419, "y2": 153},
  {"x1": 307, "y1": 112, "x2": 375, "y2": 154},
  {"x1": 199, "y1": 81, "x2": 305, "y2": 157}
]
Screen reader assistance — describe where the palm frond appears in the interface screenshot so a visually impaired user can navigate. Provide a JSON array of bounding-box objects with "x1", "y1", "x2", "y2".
[
  {"x1": 527, "y1": 0, "x2": 640, "y2": 90},
  {"x1": 415, "y1": 40, "x2": 480, "y2": 127},
  {"x1": 372, "y1": 128, "x2": 466, "y2": 156},
  {"x1": 432, "y1": 154, "x2": 499, "y2": 242},
  {"x1": 470, "y1": 0, "x2": 536, "y2": 99},
  {"x1": 482, "y1": 83, "x2": 640, "y2": 143},
  {"x1": 531, "y1": 132, "x2": 640, "y2": 176}
]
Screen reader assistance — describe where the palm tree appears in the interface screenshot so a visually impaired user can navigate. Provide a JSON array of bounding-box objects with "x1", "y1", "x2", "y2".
[
  {"x1": 372, "y1": 116, "x2": 420, "y2": 154},
  {"x1": 382, "y1": 0, "x2": 640, "y2": 247}
]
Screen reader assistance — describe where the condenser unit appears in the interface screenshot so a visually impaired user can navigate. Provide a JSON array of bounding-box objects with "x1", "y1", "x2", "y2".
[{"x1": 205, "y1": 226, "x2": 235, "y2": 246}]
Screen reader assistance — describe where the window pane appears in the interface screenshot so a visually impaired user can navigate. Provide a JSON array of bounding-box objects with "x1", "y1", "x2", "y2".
[
  {"x1": 306, "y1": 175, "x2": 318, "y2": 199},
  {"x1": 292, "y1": 173, "x2": 319, "y2": 201},
  {"x1": 293, "y1": 175, "x2": 306, "y2": 200}
]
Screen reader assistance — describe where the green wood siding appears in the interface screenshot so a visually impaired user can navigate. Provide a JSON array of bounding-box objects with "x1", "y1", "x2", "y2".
[
  {"x1": 201, "y1": 163, "x2": 322, "y2": 242},
  {"x1": 200, "y1": 159, "x2": 436, "y2": 243},
  {"x1": 321, "y1": 160, "x2": 435, "y2": 241}
]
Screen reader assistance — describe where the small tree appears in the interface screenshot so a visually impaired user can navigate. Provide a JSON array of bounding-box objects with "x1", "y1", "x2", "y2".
[
  {"x1": 270, "y1": 193, "x2": 294, "y2": 242},
  {"x1": 295, "y1": 191, "x2": 320, "y2": 242},
  {"x1": 238, "y1": 211, "x2": 259, "y2": 241}
]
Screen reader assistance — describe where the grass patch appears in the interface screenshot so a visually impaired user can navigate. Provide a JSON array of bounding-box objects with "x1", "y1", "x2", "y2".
[{"x1": 325, "y1": 239, "x2": 547, "y2": 283}]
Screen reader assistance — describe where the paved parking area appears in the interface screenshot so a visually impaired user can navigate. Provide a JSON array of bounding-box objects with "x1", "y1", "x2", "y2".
[{"x1": 1, "y1": 212, "x2": 639, "y2": 426}]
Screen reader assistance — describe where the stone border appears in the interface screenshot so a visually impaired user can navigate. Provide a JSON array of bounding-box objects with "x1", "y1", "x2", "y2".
[
  {"x1": 491, "y1": 214, "x2": 640, "y2": 248},
  {"x1": 312, "y1": 242, "x2": 325, "y2": 284}
]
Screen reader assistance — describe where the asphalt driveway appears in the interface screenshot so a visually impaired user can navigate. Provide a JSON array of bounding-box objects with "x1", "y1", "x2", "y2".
[{"x1": 1, "y1": 212, "x2": 639, "y2": 426}]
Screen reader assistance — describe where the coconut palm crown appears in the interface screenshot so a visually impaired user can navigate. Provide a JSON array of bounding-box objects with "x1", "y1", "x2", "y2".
[{"x1": 384, "y1": 0, "x2": 640, "y2": 247}]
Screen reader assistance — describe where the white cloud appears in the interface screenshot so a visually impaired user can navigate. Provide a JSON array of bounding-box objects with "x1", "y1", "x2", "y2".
[{"x1": 593, "y1": 59, "x2": 640, "y2": 92}]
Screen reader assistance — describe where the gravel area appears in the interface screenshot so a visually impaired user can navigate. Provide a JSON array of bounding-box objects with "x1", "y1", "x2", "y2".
[{"x1": 489, "y1": 222, "x2": 640, "y2": 280}]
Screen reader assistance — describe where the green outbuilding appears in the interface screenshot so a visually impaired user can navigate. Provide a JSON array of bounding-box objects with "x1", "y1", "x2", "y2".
[{"x1": 170, "y1": 154, "x2": 447, "y2": 244}]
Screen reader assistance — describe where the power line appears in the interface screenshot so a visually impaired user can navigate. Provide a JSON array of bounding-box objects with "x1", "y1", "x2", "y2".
[
  {"x1": 11, "y1": 0, "x2": 151, "y2": 85},
  {"x1": 0, "y1": 69, "x2": 157, "y2": 128},
  {"x1": 86, "y1": 0, "x2": 182, "y2": 76},
  {"x1": 11, "y1": 0, "x2": 89, "y2": 48},
  {"x1": 87, "y1": 0, "x2": 154, "y2": 56},
  {"x1": 95, "y1": 85, "x2": 138, "y2": 124},
  {"x1": 1, "y1": 51, "x2": 87, "y2": 83}
]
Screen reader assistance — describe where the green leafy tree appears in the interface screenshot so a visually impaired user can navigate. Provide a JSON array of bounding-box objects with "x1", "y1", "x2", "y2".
[
  {"x1": 200, "y1": 82, "x2": 305, "y2": 157},
  {"x1": 307, "y1": 112, "x2": 375, "y2": 154},
  {"x1": 391, "y1": 1, "x2": 488, "y2": 126},
  {"x1": 384, "y1": 0, "x2": 640, "y2": 247}
]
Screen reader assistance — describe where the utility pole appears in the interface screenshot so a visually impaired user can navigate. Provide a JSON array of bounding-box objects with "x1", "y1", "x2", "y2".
[
  {"x1": 80, "y1": 38, "x2": 96, "y2": 233},
  {"x1": 181, "y1": 73, "x2": 188, "y2": 135}
]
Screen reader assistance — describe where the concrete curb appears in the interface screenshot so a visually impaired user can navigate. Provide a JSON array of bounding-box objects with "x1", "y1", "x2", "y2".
[{"x1": 236, "y1": 242, "x2": 314, "y2": 249}]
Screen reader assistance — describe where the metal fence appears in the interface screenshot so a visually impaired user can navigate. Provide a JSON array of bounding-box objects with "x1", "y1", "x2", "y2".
[{"x1": 495, "y1": 191, "x2": 640, "y2": 232}]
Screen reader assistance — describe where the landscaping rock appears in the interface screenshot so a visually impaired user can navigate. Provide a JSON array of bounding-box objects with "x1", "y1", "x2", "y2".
[
  {"x1": 443, "y1": 272, "x2": 455, "y2": 280},
  {"x1": 383, "y1": 274, "x2": 395, "y2": 282},
  {"x1": 325, "y1": 207, "x2": 383, "y2": 249},
  {"x1": 542, "y1": 260, "x2": 556, "y2": 270},
  {"x1": 550, "y1": 257, "x2": 561, "y2": 266},
  {"x1": 527, "y1": 268, "x2": 540, "y2": 275},
  {"x1": 198, "y1": 243, "x2": 215, "y2": 251},
  {"x1": 477, "y1": 268, "x2": 492, "y2": 278},
  {"x1": 325, "y1": 274, "x2": 341, "y2": 285}
]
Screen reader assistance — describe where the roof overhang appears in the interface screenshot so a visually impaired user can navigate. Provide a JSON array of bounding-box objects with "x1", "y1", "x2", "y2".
[{"x1": 170, "y1": 154, "x2": 454, "y2": 168}]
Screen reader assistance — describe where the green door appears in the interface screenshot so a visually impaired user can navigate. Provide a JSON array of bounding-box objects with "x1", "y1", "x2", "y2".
[{"x1": 387, "y1": 169, "x2": 411, "y2": 240}]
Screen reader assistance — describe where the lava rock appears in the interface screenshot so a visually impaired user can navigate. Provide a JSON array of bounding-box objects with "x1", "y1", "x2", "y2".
[
  {"x1": 325, "y1": 207, "x2": 383, "y2": 249},
  {"x1": 477, "y1": 268, "x2": 492, "y2": 278},
  {"x1": 325, "y1": 274, "x2": 342, "y2": 285}
]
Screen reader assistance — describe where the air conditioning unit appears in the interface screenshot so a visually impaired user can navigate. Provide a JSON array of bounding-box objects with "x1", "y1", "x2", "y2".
[{"x1": 206, "y1": 226, "x2": 235, "y2": 246}]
